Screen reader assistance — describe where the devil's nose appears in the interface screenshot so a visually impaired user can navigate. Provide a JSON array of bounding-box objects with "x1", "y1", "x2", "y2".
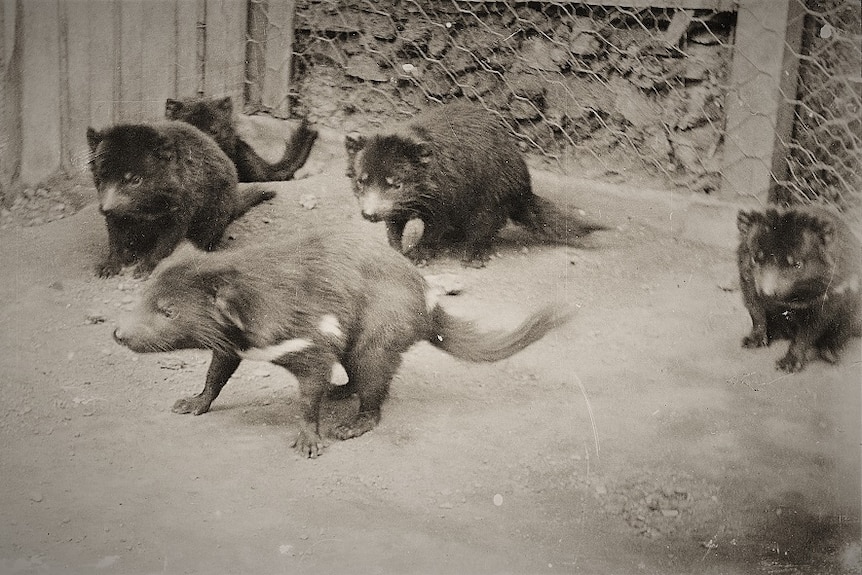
[
  {"x1": 113, "y1": 328, "x2": 125, "y2": 344},
  {"x1": 361, "y1": 210, "x2": 381, "y2": 222}
]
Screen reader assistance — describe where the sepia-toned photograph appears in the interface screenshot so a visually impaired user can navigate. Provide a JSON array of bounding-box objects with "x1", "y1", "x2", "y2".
[{"x1": 1, "y1": 0, "x2": 859, "y2": 573}]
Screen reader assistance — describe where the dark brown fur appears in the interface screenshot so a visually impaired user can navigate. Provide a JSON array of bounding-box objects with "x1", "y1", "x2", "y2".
[
  {"x1": 737, "y1": 205, "x2": 861, "y2": 372},
  {"x1": 345, "y1": 102, "x2": 608, "y2": 267},
  {"x1": 113, "y1": 234, "x2": 569, "y2": 457},
  {"x1": 86, "y1": 122, "x2": 275, "y2": 277},
  {"x1": 165, "y1": 96, "x2": 317, "y2": 182}
]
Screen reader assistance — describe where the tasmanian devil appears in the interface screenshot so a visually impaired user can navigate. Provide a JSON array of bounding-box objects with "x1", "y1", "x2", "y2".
[
  {"x1": 86, "y1": 122, "x2": 275, "y2": 278},
  {"x1": 113, "y1": 233, "x2": 569, "y2": 457},
  {"x1": 737, "y1": 205, "x2": 861, "y2": 372},
  {"x1": 345, "y1": 102, "x2": 608, "y2": 267},
  {"x1": 165, "y1": 95, "x2": 317, "y2": 182}
]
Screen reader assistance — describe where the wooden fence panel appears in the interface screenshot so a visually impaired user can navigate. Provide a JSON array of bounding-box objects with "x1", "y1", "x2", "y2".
[
  {"x1": 19, "y1": 0, "x2": 61, "y2": 185},
  {"x1": 260, "y1": 0, "x2": 294, "y2": 116},
  {"x1": 118, "y1": 0, "x2": 144, "y2": 121},
  {"x1": 87, "y1": 1, "x2": 118, "y2": 129},
  {"x1": 175, "y1": 0, "x2": 200, "y2": 96},
  {"x1": 1, "y1": 0, "x2": 22, "y2": 189},
  {"x1": 63, "y1": 0, "x2": 94, "y2": 171},
  {"x1": 2, "y1": 0, "x2": 247, "y2": 186},
  {"x1": 204, "y1": 0, "x2": 246, "y2": 102},
  {"x1": 141, "y1": 0, "x2": 178, "y2": 121}
]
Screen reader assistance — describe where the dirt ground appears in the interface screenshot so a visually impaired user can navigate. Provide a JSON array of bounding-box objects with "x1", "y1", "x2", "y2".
[{"x1": 1, "y1": 129, "x2": 859, "y2": 575}]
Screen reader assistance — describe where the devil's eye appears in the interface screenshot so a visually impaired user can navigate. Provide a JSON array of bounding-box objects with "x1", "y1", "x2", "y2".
[
  {"x1": 124, "y1": 172, "x2": 142, "y2": 187},
  {"x1": 156, "y1": 301, "x2": 178, "y2": 319}
]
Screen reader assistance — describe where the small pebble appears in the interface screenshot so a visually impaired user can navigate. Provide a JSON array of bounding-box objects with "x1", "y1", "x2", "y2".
[{"x1": 84, "y1": 312, "x2": 107, "y2": 325}]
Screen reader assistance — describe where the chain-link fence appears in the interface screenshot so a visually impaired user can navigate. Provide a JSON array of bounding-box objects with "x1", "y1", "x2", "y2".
[
  {"x1": 247, "y1": 0, "x2": 860, "y2": 210},
  {"x1": 774, "y1": 0, "x2": 861, "y2": 211},
  {"x1": 289, "y1": 0, "x2": 734, "y2": 195}
]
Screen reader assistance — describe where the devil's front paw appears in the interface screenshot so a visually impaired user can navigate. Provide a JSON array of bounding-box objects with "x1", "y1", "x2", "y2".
[
  {"x1": 776, "y1": 350, "x2": 806, "y2": 373},
  {"x1": 742, "y1": 328, "x2": 769, "y2": 349},
  {"x1": 172, "y1": 394, "x2": 213, "y2": 415},
  {"x1": 96, "y1": 259, "x2": 122, "y2": 278},
  {"x1": 291, "y1": 428, "x2": 326, "y2": 458}
]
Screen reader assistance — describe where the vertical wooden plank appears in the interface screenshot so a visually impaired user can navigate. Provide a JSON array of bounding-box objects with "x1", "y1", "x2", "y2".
[
  {"x1": 19, "y1": 0, "x2": 61, "y2": 184},
  {"x1": 720, "y1": 0, "x2": 805, "y2": 202},
  {"x1": 88, "y1": 0, "x2": 117, "y2": 128},
  {"x1": 245, "y1": 0, "x2": 266, "y2": 109},
  {"x1": 196, "y1": 0, "x2": 206, "y2": 94},
  {"x1": 174, "y1": 0, "x2": 199, "y2": 96},
  {"x1": 61, "y1": 0, "x2": 92, "y2": 175},
  {"x1": 262, "y1": 0, "x2": 294, "y2": 116},
  {"x1": 140, "y1": 0, "x2": 176, "y2": 120},
  {"x1": 204, "y1": 0, "x2": 246, "y2": 101},
  {"x1": 0, "y1": 0, "x2": 22, "y2": 188},
  {"x1": 118, "y1": 0, "x2": 143, "y2": 121},
  {"x1": 58, "y1": 0, "x2": 71, "y2": 172}
]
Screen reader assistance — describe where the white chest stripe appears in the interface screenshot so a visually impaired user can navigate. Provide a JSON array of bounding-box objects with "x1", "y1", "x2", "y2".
[{"x1": 238, "y1": 338, "x2": 312, "y2": 362}]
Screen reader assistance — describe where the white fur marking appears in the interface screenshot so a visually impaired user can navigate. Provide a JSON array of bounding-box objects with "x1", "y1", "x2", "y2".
[
  {"x1": 238, "y1": 338, "x2": 312, "y2": 362},
  {"x1": 319, "y1": 314, "x2": 343, "y2": 339},
  {"x1": 360, "y1": 190, "x2": 393, "y2": 217},
  {"x1": 756, "y1": 268, "x2": 779, "y2": 297},
  {"x1": 100, "y1": 185, "x2": 119, "y2": 211},
  {"x1": 330, "y1": 362, "x2": 349, "y2": 386}
]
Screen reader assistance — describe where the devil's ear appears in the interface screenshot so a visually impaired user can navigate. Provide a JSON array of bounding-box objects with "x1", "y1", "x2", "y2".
[
  {"x1": 205, "y1": 269, "x2": 247, "y2": 331},
  {"x1": 345, "y1": 132, "x2": 367, "y2": 154},
  {"x1": 412, "y1": 141, "x2": 433, "y2": 164},
  {"x1": 164, "y1": 98, "x2": 183, "y2": 119},
  {"x1": 736, "y1": 209, "x2": 764, "y2": 235},
  {"x1": 214, "y1": 286, "x2": 245, "y2": 331},
  {"x1": 217, "y1": 96, "x2": 233, "y2": 113},
  {"x1": 815, "y1": 217, "x2": 835, "y2": 248},
  {"x1": 86, "y1": 127, "x2": 102, "y2": 153}
]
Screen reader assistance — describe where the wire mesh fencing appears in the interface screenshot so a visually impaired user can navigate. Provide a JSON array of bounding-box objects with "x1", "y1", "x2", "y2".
[
  {"x1": 247, "y1": 0, "x2": 860, "y2": 209},
  {"x1": 773, "y1": 0, "x2": 861, "y2": 211}
]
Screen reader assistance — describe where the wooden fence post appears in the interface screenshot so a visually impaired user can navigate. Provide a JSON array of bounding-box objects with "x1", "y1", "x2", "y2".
[
  {"x1": 245, "y1": 0, "x2": 267, "y2": 110},
  {"x1": 720, "y1": 0, "x2": 805, "y2": 203}
]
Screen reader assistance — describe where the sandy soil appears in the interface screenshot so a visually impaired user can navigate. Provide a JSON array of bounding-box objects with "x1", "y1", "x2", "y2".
[{"x1": 0, "y1": 130, "x2": 859, "y2": 575}]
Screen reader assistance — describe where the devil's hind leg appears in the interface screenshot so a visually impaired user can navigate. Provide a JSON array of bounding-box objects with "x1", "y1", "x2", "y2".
[{"x1": 331, "y1": 347, "x2": 403, "y2": 440}]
